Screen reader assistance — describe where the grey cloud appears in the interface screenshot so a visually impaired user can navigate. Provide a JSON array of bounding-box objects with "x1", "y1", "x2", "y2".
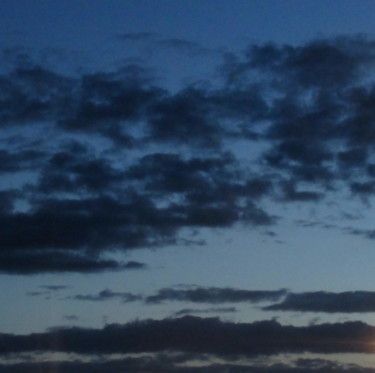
[
  {"x1": 350, "y1": 181, "x2": 375, "y2": 196},
  {"x1": 70, "y1": 286, "x2": 285, "y2": 305},
  {"x1": 345, "y1": 227, "x2": 375, "y2": 240},
  {"x1": 123, "y1": 261, "x2": 147, "y2": 269},
  {"x1": 73, "y1": 289, "x2": 142, "y2": 302},
  {"x1": 39, "y1": 285, "x2": 69, "y2": 291},
  {"x1": 264, "y1": 291, "x2": 375, "y2": 313},
  {"x1": 145, "y1": 287, "x2": 287, "y2": 304},
  {"x1": 64, "y1": 315, "x2": 79, "y2": 321},
  {"x1": 173, "y1": 307, "x2": 237, "y2": 316},
  {"x1": 0, "y1": 250, "x2": 130, "y2": 274}
]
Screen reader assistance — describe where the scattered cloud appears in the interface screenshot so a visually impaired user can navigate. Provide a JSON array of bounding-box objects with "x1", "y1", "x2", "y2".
[
  {"x1": 264, "y1": 291, "x2": 375, "y2": 313},
  {"x1": 173, "y1": 307, "x2": 237, "y2": 316},
  {"x1": 73, "y1": 289, "x2": 142, "y2": 303},
  {"x1": 63, "y1": 315, "x2": 79, "y2": 321},
  {"x1": 145, "y1": 287, "x2": 287, "y2": 304},
  {"x1": 70, "y1": 286, "x2": 286, "y2": 305},
  {"x1": 0, "y1": 251, "x2": 135, "y2": 274},
  {"x1": 3, "y1": 35, "x2": 375, "y2": 274},
  {"x1": 39, "y1": 285, "x2": 69, "y2": 291}
]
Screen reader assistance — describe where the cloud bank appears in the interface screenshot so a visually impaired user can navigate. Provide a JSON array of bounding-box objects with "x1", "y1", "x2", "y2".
[
  {"x1": 1, "y1": 316, "x2": 374, "y2": 357},
  {"x1": 2, "y1": 36, "x2": 375, "y2": 273}
]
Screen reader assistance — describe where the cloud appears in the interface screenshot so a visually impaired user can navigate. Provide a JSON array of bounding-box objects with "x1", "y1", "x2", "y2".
[
  {"x1": 117, "y1": 32, "x2": 157, "y2": 41},
  {"x1": 0, "y1": 149, "x2": 45, "y2": 173},
  {"x1": 123, "y1": 261, "x2": 147, "y2": 270},
  {"x1": 1, "y1": 355, "x2": 372, "y2": 373},
  {"x1": 70, "y1": 286, "x2": 285, "y2": 305},
  {"x1": 117, "y1": 31, "x2": 210, "y2": 56},
  {"x1": 27, "y1": 285, "x2": 69, "y2": 296},
  {"x1": 0, "y1": 190, "x2": 19, "y2": 214},
  {"x1": 39, "y1": 285, "x2": 69, "y2": 291},
  {"x1": 157, "y1": 38, "x2": 210, "y2": 56},
  {"x1": 173, "y1": 307, "x2": 237, "y2": 316},
  {"x1": 0, "y1": 251, "x2": 132, "y2": 274},
  {"x1": 73, "y1": 289, "x2": 142, "y2": 302},
  {"x1": 4, "y1": 35, "x2": 375, "y2": 273},
  {"x1": 38, "y1": 150, "x2": 124, "y2": 193},
  {"x1": 1, "y1": 316, "x2": 375, "y2": 356},
  {"x1": 244, "y1": 36, "x2": 375, "y2": 89},
  {"x1": 145, "y1": 287, "x2": 287, "y2": 304},
  {"x1": 344, "y1": 227, "x2": 375, "y2": 241},
  {"x1": 264, "y1": 291, "x2": 375, "y2": 313},
  {"x1": 63, "y1": 315, "x2": 79, "y2": 321}
]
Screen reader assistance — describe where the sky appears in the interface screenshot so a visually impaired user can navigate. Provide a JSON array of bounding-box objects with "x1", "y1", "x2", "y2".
[{"x1": 3, "y1": 1, "x2": 375, "y2": 372}]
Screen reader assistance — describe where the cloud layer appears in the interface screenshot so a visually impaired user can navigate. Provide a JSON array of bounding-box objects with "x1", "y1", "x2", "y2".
[
  {"x1": 2, "y1": 35, "x2": 375, "y2": 273},
  {"x1": 1, "y1": 316, "x2": 374, "y2": 356}
]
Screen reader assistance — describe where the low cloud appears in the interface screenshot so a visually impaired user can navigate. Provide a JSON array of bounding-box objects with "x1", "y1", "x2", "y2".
[
  {"x1": 173, "y1": 307, "x2": 237, "y2": 316},
  {"x1": 145, "y1": 287, "x2": 287, "y2": 304},
  {"x1": 1, "y1": 316, "x2": 374, "y2": 356},
  {"x1": 264, "y1": 291, "x2": 375, "y2": 313},
  {"x1": 73, "y1": 289, "x2": 142, "y2": 302},
  {"x1": 0, "y1": 250, "x2": 139, "y2": 274},
  {"x1": 0, "y1": 356, "x2": 372, "y2": 373}
]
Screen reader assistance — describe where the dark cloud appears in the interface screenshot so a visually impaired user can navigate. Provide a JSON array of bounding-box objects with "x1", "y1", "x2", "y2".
[
  {"x1": 264, "y1": 291, "x2": 375, "y2": 313},
  {"x1": 0, "y1": 195, "x2": 179, "y2": 251},
  {"x1": 63, "y1": 315, "x2": 79, "y2": 321},
  {"x1": 123, "y1": 261, "x2": 147, "y2": 269},
  {"x1": 0, "y1": 190, "x2": 19, "y2": 214},
  {"x1": 38, "y1": 151, "x2": 124, "y2": 193},
  {"x1": 70, "y1": 286, "x2": 285, "y2": 305},
  {"x1": 146, "y1": 87, "x2": 222, "y2": 147},
  {"x1": 0, "y1": 181, "x2": 274, "y2": 274},
  {"x1": 1, "y1": 316, "x2": 374, "y2": 356},
  {"x1": 145, "y1": 287, "x2": 287, "y2": 304},
  {"x1": 26, "y1": 291, "x2": 48, "y2": 297},
  {"x1": 117, "y1": 31, "x2": 210, "y2": 56},
  {"x1": 27, "y1": 285, "x2": 69, "y2": 296},
  {"x1": 0, "y1": 250, "x2": 128, "y2": 274},
  {"x1": 3, "y1": 35, "x2": 375, "y2": 274},
  {"x1": 0, "y1": 149, "x2": 45, "y2": 173},
  {"x1": 0, "y1": 352, "x2": 212, "y2": 373},
  {"x1": 245, "y1": 36, "x2": 375, "y2": 88},
  {"x1": 0, "y1": 358, "x2": 373, "y2": 373},
  {"x1": 173, "y1": 307, "x2": 237, "y2": 316},
  {"x1": 0, "y1": 65, "x2": 74, "y2": 125},
  {"x1": 350, "y1": 181, "x2": 375, "y2": 196},
  {"x1": 344, "y1": 227, "x2": 375, "y2": 240},
  {"x1": 157, "y1": 38, "x2": 210, "y2": 56},
  {"x1": 117, "y1": 32, "x2": 157, "y2": 41},
  {"x1": 73, "y1": 289, "x2": 141, "y2": 302},
  {"x1": 39, "y1": 285, "x2": 69, "y2": 291},
  {"x1": 338, "y1": 147, "x2": 368, "y2": 169}
]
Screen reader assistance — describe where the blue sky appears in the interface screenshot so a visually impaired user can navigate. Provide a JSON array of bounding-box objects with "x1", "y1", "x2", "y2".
[{"x1": 3, "y1": 1, "x2": 375, "y2": 372}]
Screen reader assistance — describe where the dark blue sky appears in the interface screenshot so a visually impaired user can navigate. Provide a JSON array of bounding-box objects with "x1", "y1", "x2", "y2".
[{"x1": 2, "y1": 1, "x2": 375, "y2": 372}]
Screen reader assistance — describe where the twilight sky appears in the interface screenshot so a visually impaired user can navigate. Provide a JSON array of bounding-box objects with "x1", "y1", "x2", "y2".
[{"x1": 3, "y1": 1, "x2": 375, "y2": 372}]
